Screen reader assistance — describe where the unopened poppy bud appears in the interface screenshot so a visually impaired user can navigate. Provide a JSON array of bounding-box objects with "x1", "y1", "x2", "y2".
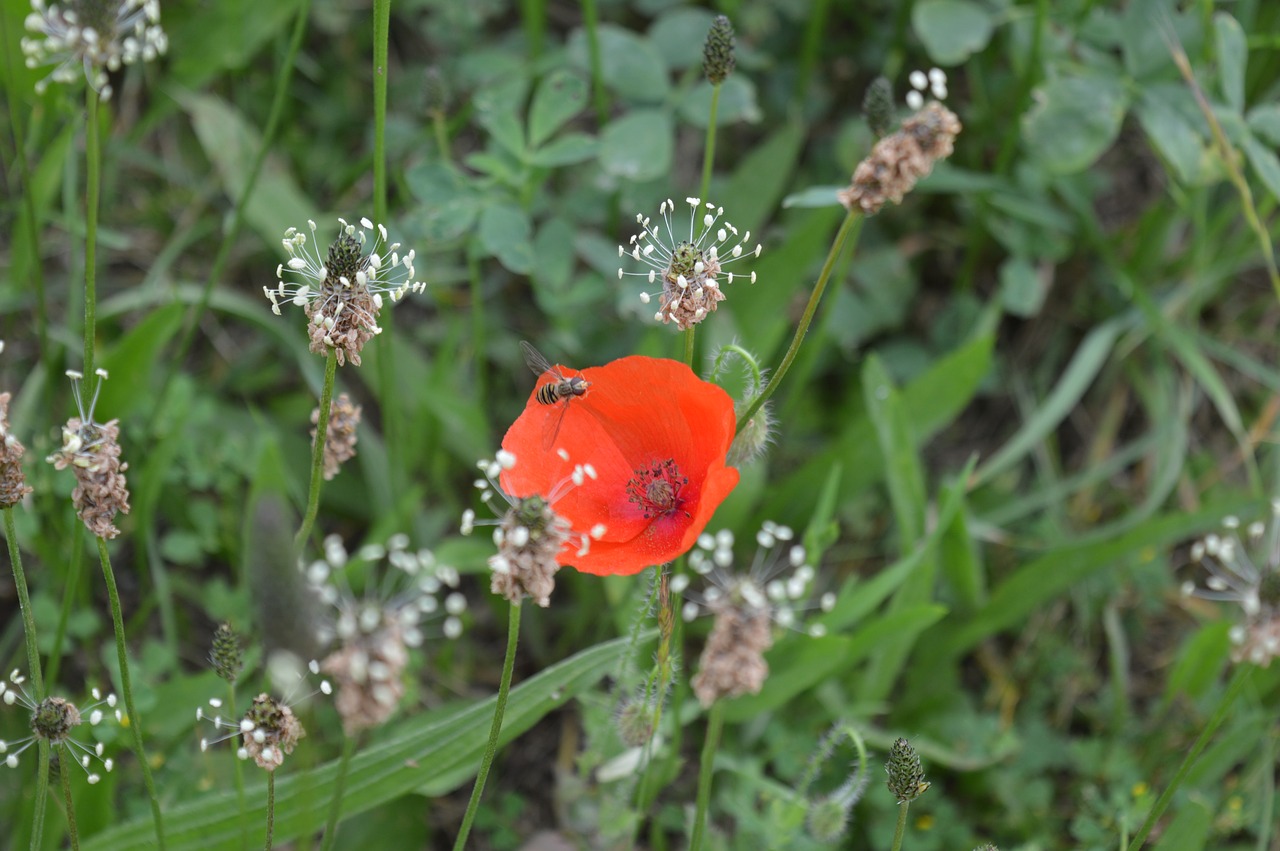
[
  {"x1": 862, "y1": 76, "x2": 894, "y2": 138},
  {"x1": 806, "y1": 794, "x2": 852, "y2": 843},
  {"x1": 615, "y1": 696, "x2": 657, "y2": 748},
  {"x1": 210, "y1": 624, "x2": 244, "y2": 684},
  {"x1": 885, "y1": 737, "x2": 929, "y2": 803},
  {"x1": 727, "y1": 397, "x2": 773, "y2": 467},
  {"x1": 702, "y1": 15, "x2": 736, "y2": 85}
]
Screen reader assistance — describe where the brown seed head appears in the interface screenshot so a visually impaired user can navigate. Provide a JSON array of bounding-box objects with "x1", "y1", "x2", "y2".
[
  {"x1": 692, "y1": 598, "x2": 774, "y2": 707},
  {"x1": 0, "y1": 393, "x2": 32, "y2": 508},
  {"x1": 490, "y1": 495, "x2": 569, "y2": 607},
  {"x1": 312, "y1": 393, "x2": 361, "y2": 481},
  {"x1": 241, "y1": 694, "x2": 305, "y2": 772},
  {"x1": 838, "y1": 101, "x2": 962, "y2": 215},
  {"x1": 321, "y1": 617, "x2": 409, "y2": 735},
  {"x1": 47, "y1": 417, "x2": 130, "y2": 540}
]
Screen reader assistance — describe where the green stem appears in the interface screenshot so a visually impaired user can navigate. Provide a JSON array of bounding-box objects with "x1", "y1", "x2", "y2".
[
  {"x1": 58, "y1": 743, "x2": 80, "y2": 851},
  {"x1": 1, "y1": 8, "x2": 50, "y2": 379},
  {"x1": 152, "y1": 0, "x2": 311, "y2": 432},
  {"x1": 889, "y1": 800, "x2": 910, "y2": 851},
  {"x1": 4, "y1": 507, "x2": 53, "y2": 848},
  {"x1": 97, "y1": 536, "x2": 166, "y2": 849},
  {"x1": 697, "y1": 84, "x2": 721, "y2": 210},
  {"x1": 635, "y1": 566, "x2": 676, "y2": 811},
  {"x1": 5, "y1": 508, "x2": 44, "y2": 696},
  {"x1": 371, "y1": 0, "x2": 400, "y2": 490},
  {"x1": 45, "y1": 525, "x2": 83, "y2": 690},
  {"x1": 735, "y1": 211, "x2": 863, "y2": 434},
  {"x1": 682, "y1": 328, "x2": 695, "y2": 368},
  {"x1": 1126, "y1": 665, "x2": 1255, "y2": 851},
  {"x1": 453, "y1": 600, "x2": 523, "y2": 851},
  {"x1": 690, "y1": 702, "x2": 725, "y2": 851},
  {"x1": 296, "y1": 350, "x2": 338, "y2": 548},
  {"x1": 432, "y1": 111, "x2": 452, "y2": 165},
  {"x1": 520, "y1": 0, "x2": 545, "y2": 59},
  {"x1": 231, "y1": 680, "x2": 248, "y2": 851},
  {"x1": 319, "y1": 735, "x2": 359, "y2": 851},
  {"x1": 83, "y1": 85, "x2": 101, "y2": 391},
  {"x1": 32, "y1": 741, "x2": 50, "y2": 851},
  {"x1": 265, "y1": 771, "x2": 276, "y2": 851},
  {"x1": 581, "y1": 0, "x2": 608, "y2": 126}
]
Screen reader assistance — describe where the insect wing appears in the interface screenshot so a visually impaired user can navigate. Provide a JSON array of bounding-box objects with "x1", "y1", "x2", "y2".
[
  {"x1": 542, "y1": 399, "x2": 572, "y2": 450},
  {"x1": 520, "y1": 340, "x2": 562, "y2": 382}
]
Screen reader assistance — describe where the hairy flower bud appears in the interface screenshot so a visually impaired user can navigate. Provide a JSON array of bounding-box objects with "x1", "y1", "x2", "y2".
[
  {"x1": 702, "y1": 15, "x2": 736, "y2": 85},
  {"x1": 885, "y1": 737, "x2": 929, "y2": 803},
  {"x1": 210, "y1": 623, "x2": 244, "y2": 684},
  {"x1": 862, "y1": 76, "x2": 894, "y2": 138}
]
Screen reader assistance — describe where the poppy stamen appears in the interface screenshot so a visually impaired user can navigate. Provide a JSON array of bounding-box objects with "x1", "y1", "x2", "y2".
[{"x1": 627, "y1": 459, "x2": 690, "y2": 520}]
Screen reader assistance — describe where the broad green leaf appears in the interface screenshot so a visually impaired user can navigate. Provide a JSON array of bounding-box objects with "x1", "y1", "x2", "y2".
[
  {"x1": 98, "y1": 303, "x2": 185, "y2": 420},
  {"x1": 678, "y1": 77, "x2": 762, "y2": 128},
  {"x1": 771, "y1": 333, "x2": 993, "y2": 513},
  {"x1": 942, "y1": 502, "x2": 1251, "y2": 655},
  {"x1": 1152, "y1": 800, "x2": 1212, "y2": 851},
  {"x1": 532, "y1": 217, "x2": 578, "y2": 297},
  {"x1": 722, "y1": 605, "x2": 946, "y2": 722},
  {"x1": 939, "y1": 480, "x2": 985, "y2": 611},
  {"x1": 567, "y1": 25, "x2": 670, "y2": 103},
  {"x1": 973, "y1": 318, "x2": 1122, "y2": 486},
  {"x1": 998, "y1": 255, "x2": 1047, "y2": 317},
  {"x1": 528, "y1": 69, "x2": 588, "y2": 148},
  {"x1": 478, "y1": 202, "x2": 535, "y2": 274},
  {"x1": 403, "y1": 162, "x2": 483, "y2": 242},
  {"x1": 912, "y1": 0, "x2": 995, "y2": 66},
  {"x1": 83, "y1": 636, "x2": 637, "y2": 851},
  {"x1": 1247, "y1": 103, "x2": 1280, "y2": 145},
  {"x1": 179, "y1": 92, "x2": 316, "y2": 247},
  {"x1": 1242, "y1": 133, "x2": 1280, "y2": 202},
  {"x1": 599, "y1": 109, "x2": 674, "y2": 181},
  {"x1": 1213, "y1": 13, "x2": 1247, "y2": 114},
  {"x1": 474, "y1": 78, "x2": 527, "y2": 158},
  {"x1": 648, "y1": 7, "x2": 717, "y2": 69},
  {"x1": 781, "y1": 186, "x2": 842, "y2": 208},
  {"x1": 720, "y1": 121, "x2": 806, "y2": 237},
  {"x1": 1136, "y1": 86, "x2": 1206, "y2": 185},
  {"x1": 167, "y1": 0, "x2": 305, "y2": 89},
  {"x1": 1022, "y1": 74, "x2": 1129, "y2": 174},
  {"x1": 863, "y1": 355, "x2": 927, "y2": 549},
  {"x1": 1161, "y1": 622, "x2": 1230, "y2": 709},
  {"x1": 528, "y1": 132, "x2": 598, "y2": 167}
]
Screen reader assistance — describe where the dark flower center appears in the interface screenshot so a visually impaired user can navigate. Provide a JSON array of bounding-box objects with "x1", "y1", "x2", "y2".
[
  {"x1": 1260, "y1": 571, "x2": 1280, "y2": 609},
  {"x1": 325, "y1": 232, "x2": 368, "y2": 291},
  {"x1": 667, "y1": 242, "x2": 702, "y2": 280},
  {"x1": 30, "y1": 697, "x2": 81, "y2": 743},
  {"x1": 627, "y1": 459, "x2": 689, "y2": 520}
]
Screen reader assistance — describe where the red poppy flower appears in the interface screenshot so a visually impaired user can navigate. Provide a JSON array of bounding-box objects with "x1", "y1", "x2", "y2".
[{"x1": 500, "y1": 355, "x2": 739, "y2": 576}]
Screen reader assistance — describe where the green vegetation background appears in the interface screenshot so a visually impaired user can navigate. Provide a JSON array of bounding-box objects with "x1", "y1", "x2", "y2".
[{"x1": 2, "y1": 0, "x2": 1280, "y2": 848}]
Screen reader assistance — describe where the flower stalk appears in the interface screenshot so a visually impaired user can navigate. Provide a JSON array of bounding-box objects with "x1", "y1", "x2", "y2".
[
  {"x1": 735, "y1": 211, "x2": 863, "y2": 434},
  {"x1": 265, "y1": 771, "x2": 276, "y2": 851},
  {"x1": 296, "y1": 350, "x2": 338, "y2": 547},
  {"x1": 319, "y1": 734, "x2": 359, "y2": 851},
  {"x1": 84, "y1": 85, "x2": 101, "y2": 390},
  {"x1": 453, "y1": 600, "x2": 523, "y2": 850},
  {"x1": 97, "y1": 537, "x2": 166, "y2": 848},
  {"x1": 690, "y1": 701, "x2": 725, "y2": 851},
  {"x1": 152, "y1": 0, "x2": 312, "y2": 432},
  {"x1": 58, "y1": 743, "x2": 81, "y2": 851},
  {"x1": 1126, "y1": 665, "x2": 1256, "y2": 851}
]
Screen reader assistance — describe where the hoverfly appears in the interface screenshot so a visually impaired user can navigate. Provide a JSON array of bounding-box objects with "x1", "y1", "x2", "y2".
[{"x1": 520, "y1": 341, "x2": 590, "y2": 449}]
